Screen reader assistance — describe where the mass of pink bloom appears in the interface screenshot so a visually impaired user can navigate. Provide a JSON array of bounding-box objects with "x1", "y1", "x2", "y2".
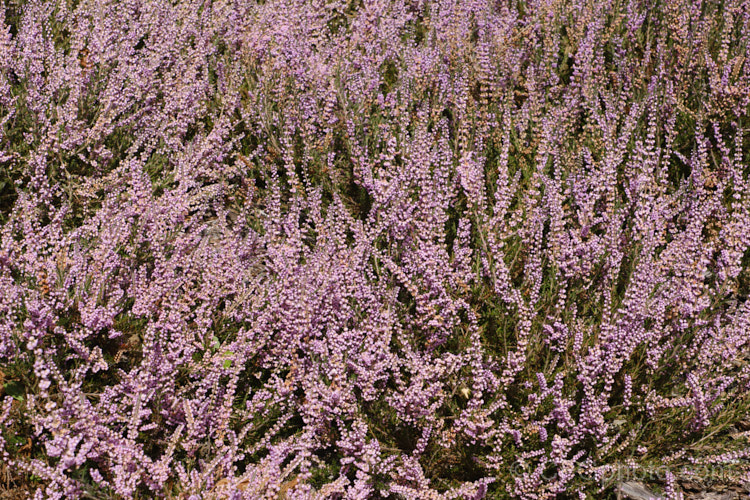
[{"x1": 1, "y1": 0, "x2": 750, "y2": 498}]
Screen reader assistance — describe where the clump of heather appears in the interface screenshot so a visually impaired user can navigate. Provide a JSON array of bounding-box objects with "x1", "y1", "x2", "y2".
[{"x1": 1, "y1": 0, "x2": 750, "y2": 498}]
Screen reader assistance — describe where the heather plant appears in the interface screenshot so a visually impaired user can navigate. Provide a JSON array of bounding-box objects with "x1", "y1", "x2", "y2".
[{"x1": 1, "y1": 0, "x2": 750, "y2": 498}]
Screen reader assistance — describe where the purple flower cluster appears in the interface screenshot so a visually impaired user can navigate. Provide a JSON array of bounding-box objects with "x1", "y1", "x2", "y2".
[{"x1": 1, "y1": 0, "x2": 750, "y2": 498}]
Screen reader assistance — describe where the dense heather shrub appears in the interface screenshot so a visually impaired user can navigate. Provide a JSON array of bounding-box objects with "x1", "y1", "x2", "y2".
[{"x1": 1, "y1": 0, "x2": 750, "y2": 498}]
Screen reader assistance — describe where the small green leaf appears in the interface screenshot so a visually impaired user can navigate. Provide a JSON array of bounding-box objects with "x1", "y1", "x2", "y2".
[
  {"x1": 3, "y1": 381, "x2": 24, "y2": 401},
  {"x1": 223, "y1": 359, "x2": 232, "y2": 369}
]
